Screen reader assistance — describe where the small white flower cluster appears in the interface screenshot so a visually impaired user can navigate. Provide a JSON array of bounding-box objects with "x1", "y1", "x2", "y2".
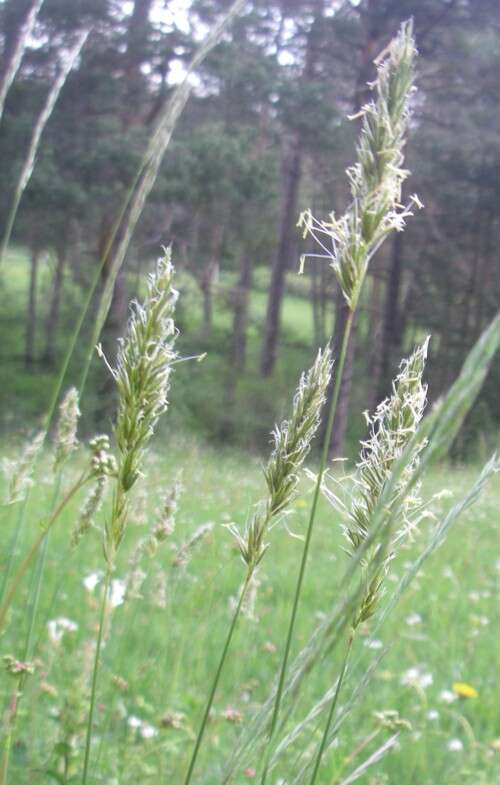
[
  {"x1": 82, "y1": 573, "x2": 126, "y2": 609},
  {"x1": 401, "y1": 666, "x2": 433, "y2": 690},
  {"x1": 47, "y1": 617, "x2": 78, "y2": 645},
  {"x1": 127, "y1": 715, "x2": 158, "y2": 740}
]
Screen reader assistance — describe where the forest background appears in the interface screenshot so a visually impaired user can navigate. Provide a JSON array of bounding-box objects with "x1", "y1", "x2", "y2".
[{"x1": 1, "y1": 0, "x2": 499, "y2": 458}]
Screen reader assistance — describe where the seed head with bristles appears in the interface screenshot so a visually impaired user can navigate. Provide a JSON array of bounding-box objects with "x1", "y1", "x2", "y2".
[
  {"x1": 113, "y1": 249, "x2": 178, "y2": 494},
  {"x1": 231, "y1": 346, "x2": 332, "y2": 571},
  {"x1": 346, "y1": 338, "x2": 429, "y2": 626},
  {"x1": 53, "y1": 387, "x2": 80, "y2": 472},
  {"x1": 298, "y1": 21, "x2": 420, "y2": 311},
  {"x1": 101, "y1": 248, "x2": 178, "y2": 566},
  {"x1": 2, "y1": 431, "x2": 44, "y2": 504}
]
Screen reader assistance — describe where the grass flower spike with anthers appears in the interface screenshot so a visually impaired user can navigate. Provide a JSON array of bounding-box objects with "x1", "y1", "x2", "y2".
[
  {"x1": 232, "y1": 346, "x2": 332, "y2": 570},
  {"x1": 262, "y1": 27, "x2": 420, "y2": 783},
  {"x1": 347, "y1": 338, "x2": 429, "y2": 627},
  {"x1": 307, "y1": 339, "x2": 429, "y2": 785},
  {"x1": 101, "y1": 248, "x2": 178, "y2": 567},
  {"x1": 298, "y1": 21, "x2": 419, "y2": 311}
]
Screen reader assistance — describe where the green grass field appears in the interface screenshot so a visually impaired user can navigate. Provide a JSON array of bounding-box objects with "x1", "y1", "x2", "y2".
[{"x1": 1, "y1": 442, "x2": 498, "y2": 784}]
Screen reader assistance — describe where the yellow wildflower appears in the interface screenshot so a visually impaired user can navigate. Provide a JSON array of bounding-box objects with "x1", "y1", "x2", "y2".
[{"x1": 452, "y1": 682, "x2": 478, "y2": 699}]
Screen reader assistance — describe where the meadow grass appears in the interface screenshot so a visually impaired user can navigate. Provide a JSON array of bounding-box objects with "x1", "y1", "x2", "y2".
[
  {"x1": 1, "y1": 22, "x2": 498, "y2": 785},
  {"x1": 0, "y1": 442, "x2": 498, "y2": 784}
]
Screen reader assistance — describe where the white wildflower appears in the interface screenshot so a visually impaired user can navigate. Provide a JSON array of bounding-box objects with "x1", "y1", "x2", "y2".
[
  {"x1": 401, "y1": 667, "x2": 433, "y2": 690},
  {"x1": 439, "y1": 689, "x2": 457, "y2": 704},
  {"x1": 365, "y1": 638, "x2": 384, "y2": 650},
  {"x1": 109, "y1": 579, "x2": 126, "y2": 609},
  {"x1": 83, "y1": 572, "x2": 103, "y2": 593},
  {"x1": 447, "y1": 738, "x2": 463, "y2": 752},
  {"x1": 47, "y1": 617, "x2": 78, "y2": 644}
]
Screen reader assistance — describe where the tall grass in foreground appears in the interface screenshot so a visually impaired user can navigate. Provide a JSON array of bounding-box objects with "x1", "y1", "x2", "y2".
[
  {"x1": 259, "y1": 22, "x2": 420, "y2": 785},
  {"x1": 0, "y1": 17, "x2": 499, "y2": 785}
]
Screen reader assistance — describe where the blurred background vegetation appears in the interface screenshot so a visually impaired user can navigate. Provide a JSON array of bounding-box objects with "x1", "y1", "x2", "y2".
[{"x1": 0, "y1": 0, "x2": 499, "y2": 457}]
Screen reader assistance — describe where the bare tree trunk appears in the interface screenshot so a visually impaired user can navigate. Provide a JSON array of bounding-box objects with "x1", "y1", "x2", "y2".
[
  {"x1": 328, "y1": 290, "x2": 357, "y2": 457},
  {"x1": 376, "y1": 231, "x2": 404, "y2": 402},
  {"x1": 123, "y1": 0, "x2": 154, "y2": 128},
  {"x1": 260, "y1": 134, "x2": 303, "y2": 376},
  {"x1": 43, "y1": 245, "x2": 66, "y2": 367},
  {"x1": 219, "y1": 249, "x2": 254, "y2": 440},
  {"x1": 200, "y1": 223, "x2": 223, "y2": 335},
  {"x1": 366, "y1": 262, "x2": 384, "y2": 410},
  {"x1": 25, "y1": 247, "x2": 39, "y2": 369},
  {"x1": 230, "y1": 250, "x2": 254, "y2": 372},
  {"x1": 259, "y1": 0, "x2": 324, "y2": 378}
]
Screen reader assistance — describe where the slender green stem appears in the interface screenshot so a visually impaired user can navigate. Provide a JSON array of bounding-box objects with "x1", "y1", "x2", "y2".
[
  {"x1": 182, "y1": 570, "x2": 252, "y2": 785},
  {"x1": 0, "y1": 685, "x2": 18, "y2": 785},
  {"x1": 309, "y1": 632, "x2": 354, "y2": 785},
  {"x1": 23, "y1": 475, "x2": 62, "y2": 660},
  {"x1": 81, "y1": 567, "x2": 112, "y2": 785},
  {"x1": 260, "y1": 310, "x2": 354, "y2": 785},
  {"x1": 0, "y1": 472, "x2": 87, "y2": 634},
  {"x1": 1, "y1": 503, "x2": 27, "y2": 604}
]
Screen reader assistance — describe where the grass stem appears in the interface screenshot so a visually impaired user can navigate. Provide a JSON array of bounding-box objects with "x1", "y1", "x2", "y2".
[
  {"x1": 260, "y1": 310, "x2": 354, "y2": 785},
  {"x1": 0, "y1": 472, "x2": 87, "y2": 634},
  {"x1": 182, "y1": 569, "x2": 252, "y2": 785},
  {"x1": 81, "y1": 566, "x2": 112, "y2": 785},
  {"x1": 308, "y1": 632, "x2": 354, "y2": 785}
]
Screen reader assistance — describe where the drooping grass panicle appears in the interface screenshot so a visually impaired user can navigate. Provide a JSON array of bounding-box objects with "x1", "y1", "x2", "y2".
[
  {"x1": 2, "y1": 430, "x2": 45, "y2": 505},
  {"x1": 53, "y1": 387, "x2": 81, "y2": 473},
  {"x1": 231, "y1": 346, "x2": 332, "y2": 571},
  {"x1": 298, "y1": 21, "x2": 419, "y2": 311}
]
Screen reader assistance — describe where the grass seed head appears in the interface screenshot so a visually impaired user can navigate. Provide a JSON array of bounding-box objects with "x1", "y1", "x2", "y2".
[
  {"x1": 347, "y1": 338, "x2": 429, "y2": 626},
  {"x1": 299, "y1": 21, "x2": 418, "y2": 310},
  {"x1": 53, "y1": 387, "x2": 80, "y2": 472},
  {"x1": 103, "y1": 249, "x2": 178, "y2": 565},
  {"x1": 2, "y1": 430, "x2": 44, "y2": 504},
  {"x1": 113, "y1": 248, "x2": 178, "y2": 494},
  {"x1": 233, "y1": 346, "x2": 332, "y2": 570}
]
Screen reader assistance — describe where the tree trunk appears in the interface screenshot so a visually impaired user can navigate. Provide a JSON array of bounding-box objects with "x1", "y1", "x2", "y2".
[
  {"x1": 230, "y1": 249, "x2": 254, "y2": 372},
  {"x1": 43, "y1": 246, "x2": 66, "y2": 367},
  {"x1": 327, "y1": 290, "x2": 357, "y2": 458},
  {"x1": 259, "y1": 0, "x2": 324, "y2": 378},
  {"x1": 200, "y1": 223, "x2": 223, "y2": 335},
  {"x1": 123, "y1": 0, "x2": 154, "y2": 128},
  {"x1": 376, "y1": 231, "x2": 404, "y2": 402},
  {"x1": 219, "y1": 249, "x2": 254, "y2": 440},
  {"x1": 25, "y1": 247, "x2": 39, "y2": 369},
  {"x1": 260, "y1": 134, "x2": 303, "y2": 376}
]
